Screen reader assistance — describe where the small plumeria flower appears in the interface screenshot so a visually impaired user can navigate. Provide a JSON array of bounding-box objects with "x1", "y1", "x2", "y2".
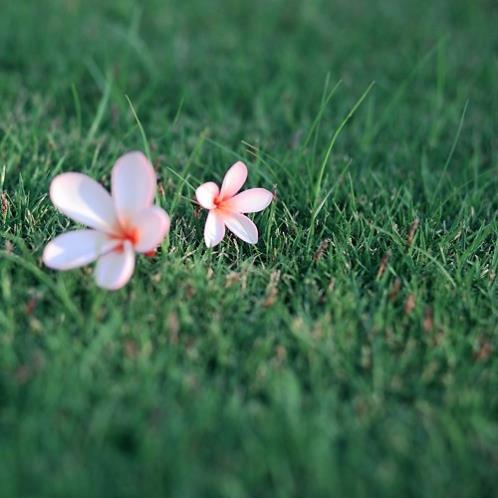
[
  {"x1": 43, "y1": 151, "x2": 170, "y2": 290},
  {"x1": 195, "y1": 161, "x2": 273, "y2": 247}
]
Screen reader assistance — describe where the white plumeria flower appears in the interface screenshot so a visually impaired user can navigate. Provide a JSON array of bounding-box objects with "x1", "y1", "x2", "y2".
[
  {"x1": 43, "y1": 151, "x2": 170, "y2": 290},
  {"x1": 195, "y1": 161, "x2": 273, "y2": 247}
]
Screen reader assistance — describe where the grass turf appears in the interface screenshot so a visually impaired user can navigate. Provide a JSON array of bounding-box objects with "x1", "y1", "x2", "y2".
[{"x1": 0, "y1": 0, "x2": 497, "y2": 496}]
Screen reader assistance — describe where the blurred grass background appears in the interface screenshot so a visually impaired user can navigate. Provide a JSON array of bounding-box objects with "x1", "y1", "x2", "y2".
[{"x1": 0, "y1": 0, "x2": 497, "y2": 496}]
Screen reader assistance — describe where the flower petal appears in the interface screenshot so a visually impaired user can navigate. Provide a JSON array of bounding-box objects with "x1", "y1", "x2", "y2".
[
  {"x1": 94, "y1": 241, "x2": 136, "y2": 290},
  {"x1": 220, "y1": 161, "x2": 247, "y2": 200},
  {"x1": 204, "y1": 210, "x2": 225, "y2": 248},
  {"x1": 50, "y1": 173, "x2": 119, "y2": 234},
  {"x1": 43, "y1": 230, "x2": 119, "y2": 270},
  {"x1": 221, "y1": 211, "x2": 258, "y2": 244},
  {"x1": 132, "y1": 206, "x2": 171, "y2": 253},
  {"x1": 222, "y1": 188, "x2": 273, "y2": 213},
  {"x1": 196, "y1": 182, "x2": 220, "y2": 209},
  {"x1": 112, "y1": 151, "x2": 156, "y2": 225}
]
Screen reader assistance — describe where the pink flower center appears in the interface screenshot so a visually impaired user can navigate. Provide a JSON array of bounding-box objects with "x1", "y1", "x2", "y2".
[
  {"x1": 112, "y1": 225, "x2": 140, "y2": 252},
  {"x1": 122, "y1": 227, "x2": 139, "y2": 245}
]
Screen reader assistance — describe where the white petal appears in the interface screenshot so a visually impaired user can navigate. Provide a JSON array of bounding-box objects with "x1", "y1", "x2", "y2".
[
  {"x1": 220, "y1": 161, "x2": 247, "y2": 200},
  {"x1": 195, "y1": 182, "x2": 219, "y2": 209},
  {"x1": 204, "y1": 210, "x2": 225, "y2": 248},
  {"x1": 43, "y1": 230, "x2": 119, "y2": 270},
  {"x1": 221, "y1": 211, "x2": 258, "y2": 244},
  {"x1": 112, "y1": 151, "x2": 156, "y2": 225},
  {"x1": 94, "y1": 241, "x2": 136, "y2": 290},
  {"x1": 222, "y1": 188, "x2": 273, "y2": 213},
  {"x1": 50, "y1": 173, "x2": 119, "y2": 234},
  {"x1": 132, "y1": 206, "x2": 171, "y2": 253}
]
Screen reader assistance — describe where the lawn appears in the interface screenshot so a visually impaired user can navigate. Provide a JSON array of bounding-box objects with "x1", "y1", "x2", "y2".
[{"x1": 1, "y1": 0, "x2": 497, "y2": 496}]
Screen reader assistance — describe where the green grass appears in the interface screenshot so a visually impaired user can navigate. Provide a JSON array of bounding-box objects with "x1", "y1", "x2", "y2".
[{"x1": 1, "y1": 0, "x2": 497, "y2": 496}]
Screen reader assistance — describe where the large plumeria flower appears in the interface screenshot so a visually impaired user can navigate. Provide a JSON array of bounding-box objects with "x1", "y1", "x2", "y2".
[
  {"x1": 43, "y1": 151, "x2": 170, "y2": 290},
  {"x1": 195, "y1": 161, "x2": 273, "y2": 247}
]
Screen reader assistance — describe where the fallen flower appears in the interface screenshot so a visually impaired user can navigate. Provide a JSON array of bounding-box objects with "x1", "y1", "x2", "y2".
[
  {"x1": 195, "y1": 161, "x2": 273, "y2": 247},
  {"x1": 43, "y1": 151, "x2": 170, "y2": 290}
]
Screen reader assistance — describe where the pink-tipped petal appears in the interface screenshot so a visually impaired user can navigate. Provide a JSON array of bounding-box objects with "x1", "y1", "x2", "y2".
[
  {"x1": 204, "y1": 210, "x2": 225, "y2": 248},
  {"x1": 221, "y1": 211, "x2": 258, "y2": 244},
  {"x1": 222, "y1": 188, "x2": 273, "y2": 213},
  {"x1": 220, "y1": 161, "x2": 248, "y2": 200},
  {"x1": 94, "y1": 241, "x2": 136, "y2": 290},
  {"x1": 50, "y1": 173, "x2": 119, "y2": 234},
  {"x1": 132, "y1": 206, "x2": 171, "y2": 253},
  {"x1": 43, "y1": 230, "x2": 119, "y2": 270},
  {"x1": 196, "y1": 182, "x2": 220, "y2": 209},
  {"x1": 112, "y1": 151, "x2": 156, "y2": 225}
]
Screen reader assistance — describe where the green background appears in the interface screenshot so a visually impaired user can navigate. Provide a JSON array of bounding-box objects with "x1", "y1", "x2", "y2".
[{"x1": 1, "y1": 0, "x2": 497, "y2": 496}]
